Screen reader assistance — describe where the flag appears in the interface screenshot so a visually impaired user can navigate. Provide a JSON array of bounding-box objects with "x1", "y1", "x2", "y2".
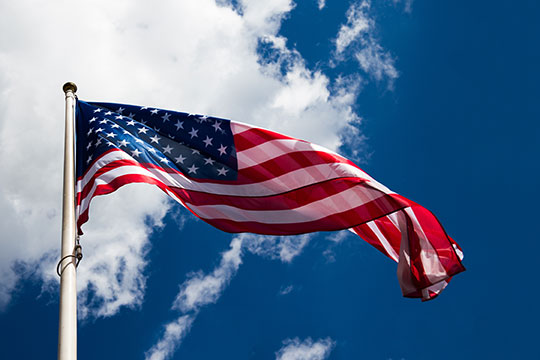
[{"x1": 75, "y1": 100, "x2": 465, "y2": 301}]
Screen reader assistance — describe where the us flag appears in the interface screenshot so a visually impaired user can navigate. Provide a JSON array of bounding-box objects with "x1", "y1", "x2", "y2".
[{"x1": 75, "y1": 100, "x2": 465, "y2": 301}]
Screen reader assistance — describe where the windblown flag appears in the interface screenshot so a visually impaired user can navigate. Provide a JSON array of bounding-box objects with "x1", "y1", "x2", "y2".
[{"x1": 75, "y1": 100, "x2": 465, "y2": 301}]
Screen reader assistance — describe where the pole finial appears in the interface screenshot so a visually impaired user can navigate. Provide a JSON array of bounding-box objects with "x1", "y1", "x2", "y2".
[{"x1": 62, "y1": 82, "x2": 77, "y2": 94}]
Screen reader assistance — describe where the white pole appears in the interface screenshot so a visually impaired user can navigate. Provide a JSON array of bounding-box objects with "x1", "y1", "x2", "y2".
[{"x1": 58, "y1": 82, "x2": 78, "y2": 360}]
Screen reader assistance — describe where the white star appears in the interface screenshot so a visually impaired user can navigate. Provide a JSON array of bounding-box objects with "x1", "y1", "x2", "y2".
[
  {"x1": 174, "y1": 120, "x2": 184, "y2": 130},
  {"x1": 86, "y1": 155, "x2": 93, "y2": 164},
  {"x1": 162, "y1": 145, "x2": 173, "y2": 154},
  {"x1": 147, "y1": 147, "x2": 157, "y2": 154},
  {"x1": 150, "y1": 135, "x2": 161, "y2": 144},
  {"x1": 95, "y1": 138, "x2": 102, "y2": 146},
  {"x1": 128, "y1": 113, "x2": 135, "y2": 118},
  {"x1": 203, "y1": 136, "x2": 213, "y2": 147},
  {"x1": 188, "y1": 164, "x2": 198, "y2": 174},
  {"x1": 217, "y1": 167, "x2": 229, "y2": 176},
  {"x1": 199, "y1": 115, "x2": 208, "y2": 122},
  {"x1": 131, "y1": 149, "x2": 142, "y2": 157},
  {"x1": 135, "y1": 138, "x2": 144, "y2": 144},
  {"x1": 212, "y1": 121, "x2": 222, "y2": 132},
  {"x1": 93, "y1": 108, "x2": 102, "y2": 113},
  {"x1": 111, "y1": 123, "x2": 120, "y2": 128},
  {"x1": 117, "y1": 107, "x2": 125, "y2": 114},
  {"x1": 87, "y1": 128, "x2": 93, "y2": 136},
  {"x1": 106, "y1": 132, "x2": 116, "y2": 138},
  {"x1": 204, "y1": 157, "x2": 215, "y2": 165},
  {"x1": 123, "y1": 130, "x2": 130, "y2": 135},
  {"x1": 99, "y1": 119, "x2": 108, "y2": 124},
  {"x1": 105, "y1": 111, "x2": 113, "y2": 115},
  {"x1": 153, "y1": 127, "x2": 160, "y2": 132},
  {"x1": 218, "y1": 144, "x2": 227, "y2": 155},
  {"x1": 161, "y1": 113, "x2": 171, "y2": 122},
  {"x1": 140, "y1": 106, "x2": 148, "y2": 110},
  {"x1": 115, "y1": 115, "x2": 124, "y2": 120},
  {"x1": 86, "y1": 141, "x2": 93, "y2": 150},
  {"x1": 174, "y1": 154, "x2": 186, "y2": 164},
  {"x1": 126, "y1": 120, "x2": 136, "y2": 126},
  {"x1": 150, "y1": 109, "x2": 159, "y2": 115},
  {"x1": 89, "y1": 117, "x2": 97, "y2": 123},
  {"x1": 191, "y1": 149, "x2": 200, "y2": 155},
  {"x1": 189, "y1": 128, "x2": 199, "y2": 138},
  {"x1": 160, "y1": 157, "x2": 170, "y2": 164},
  {"x1": 118, "y1": 139, "x2": 129, "y2": 147},
  {"x1": 95, "y1": 127, "x2": 104, "y2": 133},
  {"x1": 138, "y1": 127, "x2": 149, "y2": 134}
]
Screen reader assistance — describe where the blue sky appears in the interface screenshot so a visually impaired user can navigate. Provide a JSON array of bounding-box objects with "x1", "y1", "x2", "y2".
[{"x1": 0, "y1": 1, "x2": 538, "y2": 359}]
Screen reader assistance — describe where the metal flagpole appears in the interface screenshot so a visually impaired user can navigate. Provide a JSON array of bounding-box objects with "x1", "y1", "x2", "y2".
[{"x1": 58, "y1": 82, "x2": 78, "y2": 360}]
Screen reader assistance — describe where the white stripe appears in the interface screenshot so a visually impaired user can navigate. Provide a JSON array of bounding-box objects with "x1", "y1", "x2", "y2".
[
  {"x1": 230, "y1": 120, "x2": 375, "y2": 178},
  {"x1": 77, "y1": 165, "x2": 161, "y2": 216},
  {"x1": 237, "y1": 139, "x2": 314, "y2": 169},
  {"x1": 367, "y1": 221, "x2": 399, "y2": 262},
  {"x1": 423, "y1": 279, "x2": 448, "y2": 299},
  {"x1": 77, "y1": 162, "x2": 387, "y2": 220},
  {"x1": 236, "y1": 138, "x2": 349, "y2": 168},
  {"x1": 187, "y1": 185, "x2": 384, "y2": 224},
  {"x1": 76, "y1": 150, "x2": 133, "y2": 193},
  {"x1": 77, "y1": 152, "x2": 391, "y2": 202},
  {"x1": 404, "y1": 207, "x2": 447, "y2": 283}
]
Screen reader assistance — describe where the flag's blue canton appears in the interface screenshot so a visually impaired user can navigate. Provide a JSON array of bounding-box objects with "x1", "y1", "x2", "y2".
[{"x1": 76, "y1": 101, "x2": 238, "y2": 180}]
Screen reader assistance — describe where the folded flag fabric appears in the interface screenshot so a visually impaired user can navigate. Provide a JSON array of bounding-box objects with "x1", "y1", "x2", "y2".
[{"x1": 75, "y1": 100, "x2": 465, "y2": 300}]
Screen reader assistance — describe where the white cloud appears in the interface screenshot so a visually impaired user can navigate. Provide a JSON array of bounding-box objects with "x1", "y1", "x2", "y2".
[
  {"x1": 146, "y1": 237, "x2": 243, "y2": 360},
  {"x1": 326, "y1": 230, "x2": 351, "y2": 244},
  {"x1": 276, "y1": 337, "x2": 335, "y2": 360},
  {"x1": 335, "y1": 1, "x2": 371, "y2": 55},
  {"x1": 242, "y1": 234, "x2": 313, "y2": 263},
  {"x1": 279, "y1": 284, "x2": 294, "y2": 295},
  {"x1": 392, "y1": 0, "x2": 413, "y2": 13},
  {"x1": 355, "y1": 43, "x2": 398, "y2": 85},
  {"x1": 145, "y1": 315, "x2": 194, "y2": 360},
  {"x1": 172, "y1": 237, "x2": 243, "y2": 313},
  {"x1": 0, "y1": 0, "x2": 366, "y2": 316},
  {"x1": 333, "y1": 0, "x2": 398, "y2": 88},
  {"x1": 147, "y1": 231, "x2": 316, "y2": 359}
]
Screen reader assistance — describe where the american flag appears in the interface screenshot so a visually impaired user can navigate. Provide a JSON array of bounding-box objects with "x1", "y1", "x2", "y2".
[{"x1": 75, "y1": 100, "x2": 465, "y2": 301}]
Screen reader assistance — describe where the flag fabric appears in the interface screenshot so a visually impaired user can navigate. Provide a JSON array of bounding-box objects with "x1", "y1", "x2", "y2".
[{"x1": 75, "y1": 100, "x2": 465, "y2": 301}]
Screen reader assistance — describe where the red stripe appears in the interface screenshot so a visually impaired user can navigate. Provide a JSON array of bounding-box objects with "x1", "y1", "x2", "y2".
[
  {"x1": 77, "y1": 149, "x2": 369, "y2": 204},
  {"x1": 351, "y1": 224, "x2": 393, "y2": 259},
  {"x1": 78, "y1": 158, "x2": 143, "y2": 204},
  {"x1": 234, "y1": 127, "x2": 296, "y2": 152},
  {"x1": 236, "y1": 149, "x2": 360, "y2": 183},
  {"x1": 197, "y1": 197, "x2": 405, "y2": 235},
  {"x1": 167, "y1": 177, "x2": 371, "y2": 209},
  {"x1": 353, "y1": 216, "x2": 402, "y2": 262},
  {"x1": 77, "y1": 173, "x2": 412, "y2": 238},
  {"x1": 407, "y1": 206, "x2": 465, "y2": 276},
  {"x1": 77, "y1": 172, "x2": 201, "y2": 234},
  {"x1": 77, "y1": 148, "x2": 122, "y2": 181}
]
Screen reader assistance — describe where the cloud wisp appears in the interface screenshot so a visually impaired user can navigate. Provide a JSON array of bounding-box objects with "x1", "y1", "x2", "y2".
[
  {"x1": 392, "y1": 0, "x2": 413, "y2": 13},
  {"x1": 275, "y1": 337, "x2": 335, "y2": 360},
  {"x1": 145, "y1": 237, "x2": 243, "y2": 360},
  {"x1": 146, "y1": 232, "x2": 314, "y2": 359},
  {"x1": 333, "y1": 0, "x2": 399, "y2": 88}
]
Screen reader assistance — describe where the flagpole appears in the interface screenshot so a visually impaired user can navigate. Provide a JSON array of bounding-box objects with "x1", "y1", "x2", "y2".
[{"x1": 58, "y1": 82, "x2": 78, "y2": 360}]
